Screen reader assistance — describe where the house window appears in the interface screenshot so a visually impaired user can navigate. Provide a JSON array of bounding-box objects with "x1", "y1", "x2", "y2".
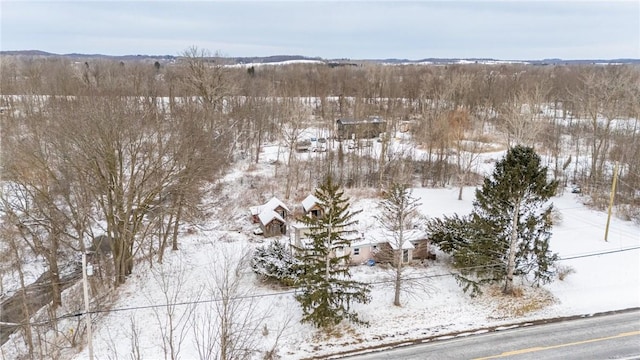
[
  {"x1": 311, "y1": 209, "x2": 320, "y2": 218},
  {"x1": 353, "y1": 248, "x2": 360, "y2": 256},
  {"x1": 403, "y1": 249, "x2": 409, "y2": 262}
]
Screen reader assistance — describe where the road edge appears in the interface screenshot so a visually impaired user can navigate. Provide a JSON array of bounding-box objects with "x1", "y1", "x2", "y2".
[{"x1": 304, "y1": 307, "x2": 640, "y2": 360}]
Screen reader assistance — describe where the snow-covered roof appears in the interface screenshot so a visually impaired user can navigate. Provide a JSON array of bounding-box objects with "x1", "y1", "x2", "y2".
[
  {"x1": 350, "y1": 237, "x2": 376, "y2": 248},
  {"x1": 403, "y1": 229, "x2": 429, "y2": 243},
  {"x1": 337, "y1": 116, "x2": 385, "y2": 124},
  {"x1": 250, "y1": 197, "x2": 290, "y2": 218},
  {"x1": 359, "y1": 228, "x2": 428, "y2": 248},
  {"x1": 258, "y1": 210, "x2": 285, "y2": 226},
  {"x1": 262, "y1": 197, "x2": 291, "y2": 213},
  {"x1": 389, "y1": 240, "x2": 416, "y2": 250},
  {"x1": 302, "y1": 194, "x2": 320, "y2": 213},
  {"x1": 249, "y1": 205, "x2": 262, "y2": 216}
]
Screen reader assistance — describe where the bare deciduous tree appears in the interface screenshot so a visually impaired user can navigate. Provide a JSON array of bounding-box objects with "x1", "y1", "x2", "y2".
[
  {"x1": 147, "y1": 258, "x2": 199, "y2": 360},
  {"x1": 376, "y1": 183, "x2": 422, "y2": 306},
  {"x1": 449, "y1": 109, "x2": 487, "y2": 200},
  {"x1": 192, "y1": 245, "x2": 270, "y2": 360},
  {"x1": 178, "y1": 46, "x2": 234, "y2": 111},
  {"x1": 499, "y1": 81, "x2": 551, "y2": 147}
]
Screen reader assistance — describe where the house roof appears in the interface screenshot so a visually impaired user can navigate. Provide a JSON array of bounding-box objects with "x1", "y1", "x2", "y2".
[
  {"x1": 388, "y1": 239, "x2": 416, "y2": 250},
  {"x1": 350, "y1": 237, "x2": 376, "y2": 248},
  {"x1": 263, "y1": 197, "x2": 291, "y2": 213},
  {"x1": 336, "y1": 117, "x2": 385, "y2": 125},
  {"x1": 249, "y1": 205, "x2": 262, "y2": 216},
  {"x1": 258, "y1": 210, "x2": 285, "y2": 226},
  {"x1": 356, "y1": 228, "x2": 428, "y2": 248},
  {"x1": 250, "y1": 197, "x2": 291, "y2": 217},
  {"x1": 302, "y1": 194, "x2": 320, "y2": 213}
]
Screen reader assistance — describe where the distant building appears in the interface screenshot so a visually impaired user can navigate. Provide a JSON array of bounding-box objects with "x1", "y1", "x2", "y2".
[{"x1": 335, "y1": 117, "x2": 386, "y2": 140}]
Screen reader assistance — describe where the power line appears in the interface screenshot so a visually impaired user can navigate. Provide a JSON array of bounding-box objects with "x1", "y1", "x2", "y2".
[
  {"x1": 559, "y1": 211, "x2": 640, "y2": 239},
  {"x1": 5, "y1": 246, "x2": 640, "y2": 328},
  {"x1": 556, "y1": 245, "x2": 640, "y2": 261}
]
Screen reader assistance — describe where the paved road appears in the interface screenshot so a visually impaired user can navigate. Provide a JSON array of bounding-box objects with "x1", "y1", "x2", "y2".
[{"x1": 341, "y1": 309, "x2": 640, "y2": 360}]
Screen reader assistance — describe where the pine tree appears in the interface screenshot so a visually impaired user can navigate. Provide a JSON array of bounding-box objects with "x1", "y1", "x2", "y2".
[
  {"x1": 426, "y1": 213, "x2": 472, "y2": 254},
  {"x1": 428, "y1": 145, "x2": 559, "y2": 296},
  {"x1": 474, "y1": 145, "x2": 558, "y2": 294},
  {"x1": 294, "y1": 176, "x2": 370, "y2": 328}
]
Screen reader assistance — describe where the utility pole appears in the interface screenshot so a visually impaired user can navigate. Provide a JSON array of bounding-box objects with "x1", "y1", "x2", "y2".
[
  {"x1": 604, "y1": 161, "x2": 619, "y2": 242},
  {"x1": 82, "y1": 252, "x2": 94, "y2": 360}
]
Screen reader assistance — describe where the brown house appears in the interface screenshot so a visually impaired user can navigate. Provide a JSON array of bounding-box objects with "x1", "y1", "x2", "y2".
[
  {"x1": 364, "y1": 228, "x2": 432, "y2": 265},
  {"x1": 250, "y1": 197, "x2": 290, "y2": 237}
]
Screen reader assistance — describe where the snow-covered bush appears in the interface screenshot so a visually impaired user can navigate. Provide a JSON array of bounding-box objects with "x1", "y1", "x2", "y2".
[
  {"x1": 556, "y1": 264, "x2": 576, "y2": 281},
  {"x1": 251, "y1": 240, "x2": 302, "y2": 286},
  {"x1": 550, "y1": 207, "x2": 563, "y2": 225}
]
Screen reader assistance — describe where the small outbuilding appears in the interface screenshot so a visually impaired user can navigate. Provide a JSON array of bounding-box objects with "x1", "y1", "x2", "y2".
[
  {"x1": 250, "y1": 197, "x2": 291, "y2": 237},
  {"x1": 301, "y1": 194, "x2": 323, "y2": 219}
]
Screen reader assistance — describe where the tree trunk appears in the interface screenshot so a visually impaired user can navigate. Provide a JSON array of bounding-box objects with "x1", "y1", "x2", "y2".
[
  {"x1": 394, "y1": 249, "x2": 402, "y2": 306},
  {"x1": 255, "y1": 126, "x2": 262, "y2": 164},
  {"x1": 171, "y1": 200, "x2": 182, "y2": 251},
  {"x1": 48, "y1": 248, "x2": 62, "y2": 309},
  {"x1": 457, "y1": 172, "x2": 465, "y2": 201},
  {"x1": 115, "y1": 247, "x2": 126, "y2": 286},
  {"x1": 157, "y1": 213, "x2": 167, "y2": 264},
  {"x1": 114, "y1": 237, "x2": 133, "y2": 286},
  {"x1": 45, "y1": 207, "x2": 63, "y2": 309},
  {"x1": 504, "y1": 198, "x2": 521, "y2": 295}
]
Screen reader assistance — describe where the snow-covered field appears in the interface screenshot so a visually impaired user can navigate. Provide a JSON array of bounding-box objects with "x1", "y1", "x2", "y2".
[{"x1": 2, "y1": 139, "x2": 639, "y2": 360}]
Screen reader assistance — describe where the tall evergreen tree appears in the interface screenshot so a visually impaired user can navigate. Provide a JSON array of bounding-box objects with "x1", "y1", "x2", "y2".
[
  {"x1": 429, "y1": 145, "x2": 559, "y2": 295},
  {"x1": 294, "y1": 176, "x2": 370, "y2": 328},
  {"x1": 474, "y1": 145, "x2": 558, "y2": 294}
]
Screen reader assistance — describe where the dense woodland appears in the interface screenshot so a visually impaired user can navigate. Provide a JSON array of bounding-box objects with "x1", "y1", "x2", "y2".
[
  {"x1": 2, "y1": 50, "x2": 639, "y2": 194},
  {"x1": 0, "y1": 48, "x2": 639, "y2": 357}
]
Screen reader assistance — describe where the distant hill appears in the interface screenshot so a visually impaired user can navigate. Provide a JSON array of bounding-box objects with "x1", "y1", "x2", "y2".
[
  {"x1": 1, "y1": 50, "x2": 638, "y2": 66},
  {"x1": 0, "y1": 50, "x2": 176, "y2": 62},
  {"x1": 234, "y1": 55, "x2": 323, "y2": 64},
  {"x1": 1, "y1": 50, "x2": 56, "y2": 56}
]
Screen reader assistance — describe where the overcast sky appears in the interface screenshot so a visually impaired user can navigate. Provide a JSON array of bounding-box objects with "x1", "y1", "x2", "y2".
[{"x1": 1, "y1": 1, "x2": 639, "y2": 60}]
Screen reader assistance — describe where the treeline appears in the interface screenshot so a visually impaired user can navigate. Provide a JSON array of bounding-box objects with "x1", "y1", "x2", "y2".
[{"x1": 2, "y1": 49, "x2": 639, "y2": 195}]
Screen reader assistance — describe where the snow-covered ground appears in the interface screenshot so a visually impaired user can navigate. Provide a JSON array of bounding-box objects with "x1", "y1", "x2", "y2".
[
  {"x1": 66, "y1": 187, "x2": 639, "y2": 360},
  {"x1": 67, "y1": 186, "x2": 638, "y2": 359},
  {"x1": 3, "y1": 139, "x2": 639, "y2": 360}
]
